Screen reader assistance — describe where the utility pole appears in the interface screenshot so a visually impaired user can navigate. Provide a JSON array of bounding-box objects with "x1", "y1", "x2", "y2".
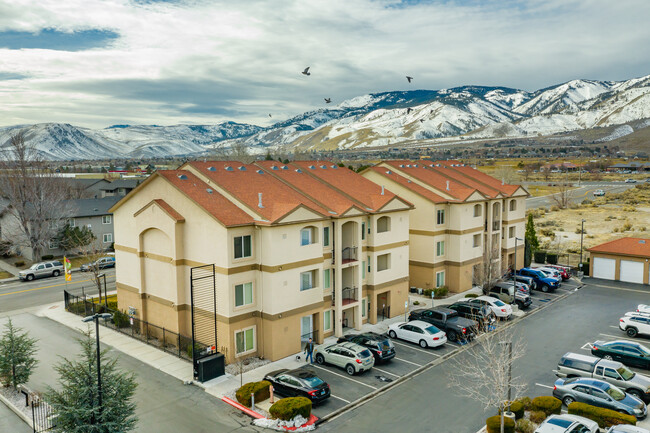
[{"x1": 579, "y1": 219, "x2": 586, "y2": 271}]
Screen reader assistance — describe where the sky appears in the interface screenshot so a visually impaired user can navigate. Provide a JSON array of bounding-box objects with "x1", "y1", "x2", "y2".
[{"x1": 0, "y1": 0, "x2": 649, "y2": 129}]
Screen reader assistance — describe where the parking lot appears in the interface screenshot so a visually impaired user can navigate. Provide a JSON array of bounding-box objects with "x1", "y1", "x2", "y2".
[{"x1": 286, "y1": 277, "x2": 584, "y2": 420}]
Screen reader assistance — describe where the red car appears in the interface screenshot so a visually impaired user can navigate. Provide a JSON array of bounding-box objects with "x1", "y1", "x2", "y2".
[{"x1": 545, "y1": 265, "x2": 570, "y2": 280}]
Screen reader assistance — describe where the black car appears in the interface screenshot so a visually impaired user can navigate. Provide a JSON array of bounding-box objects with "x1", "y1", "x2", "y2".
[
  {"x1": 445, "y1": 302, "x2": 496, "y2": 331},
  {"x1": 263, "y1": 369, "x2": 330, "y2": 403},
  {"x1": 591, "y1": 340, "x2": 650, "y2": 370},
  {"x1": 337, "y1": 332, "x2": 396, "y2": 363}
]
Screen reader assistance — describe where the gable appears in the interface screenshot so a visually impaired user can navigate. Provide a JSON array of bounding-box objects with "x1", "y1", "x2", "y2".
[
  {"x1": 465, "y1": 190, "x2": 487, "y2": 202},
  {"x1": 275, "y1": 205, "x2": 327, "y2": 225},
  {"x1": 375, "y1": 196, "x2": 413, "y2": 213},
  {"x1": 340, "y1": 207, "x2": 366, "y2": 217}
]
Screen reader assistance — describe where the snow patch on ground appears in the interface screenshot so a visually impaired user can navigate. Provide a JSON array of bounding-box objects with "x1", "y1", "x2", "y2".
[
  {"x1": 253, "y1": 415, "x2": 315, "y2": 432},
  {"x1": 595, "y1": 124, "x2": 634, "y2": 142}
]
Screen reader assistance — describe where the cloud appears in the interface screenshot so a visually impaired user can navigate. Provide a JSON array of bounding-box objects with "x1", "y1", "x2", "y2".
[
  {"x1": 0, "y1": 0, "x2": 649, "y2": 128},
  {"x1": 0, "y1": 28, "x2": 119, "y2": 51}
]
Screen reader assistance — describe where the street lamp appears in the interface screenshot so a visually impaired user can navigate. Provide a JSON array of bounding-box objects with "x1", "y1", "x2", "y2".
[
  {"x1": 98, "y1": 273, "x2": 108, "y2": 308},
  {"x1": 579, "y1": 219, "x2": 586, "y2": 270},
  {"x1": 513, "y1": 237, "x2": 524, "y2": 295},
  {"x1": 82, "y1": 313, "x2": 112, "y2": 417}
]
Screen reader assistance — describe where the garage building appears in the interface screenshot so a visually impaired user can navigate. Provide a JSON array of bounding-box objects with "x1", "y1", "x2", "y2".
[{"x1": 588, "y1": 237, "x2": 650, "y2": 285}]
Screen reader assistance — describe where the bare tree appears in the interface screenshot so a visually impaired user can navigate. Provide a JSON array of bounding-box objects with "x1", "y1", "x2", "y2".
[
  {"x1": 550, "y1": 181, "x2": 573, "y2": 209},
  {"x1": 209, "y1": 141, "x2": 256, "y2": 164},
  {"x1": 473, "y1": 235, "x2": 504, "y2": 292},
  {"x1": 493, "y1": 165, "x2": 517, "y2": 184},
  {"x1": 0, "y1": 133, "x2": 72, "y2": 262},
  {"x1": 540, "y1": 166, "x2": 551, "y2": 182},
  {"x1": 448, "y1": 330, "x2": 527, "y2": 433}
]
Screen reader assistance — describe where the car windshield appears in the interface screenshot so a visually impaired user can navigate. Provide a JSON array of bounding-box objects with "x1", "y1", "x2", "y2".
[
  {"x1": 605, "y1": 386, "x2": 626, "y2": 401},
  {"x1": 424, "y1": 325, "x2": 441, "y2": 335},
  {"x1": 359, "y1": 349, "x2": 372, "y2": 358},
  {"x1": 534, "y1": 270, "x2": 545, "y2": 278},
  {"x1": 301, "y1": 376, "x2": 324, "y2": 387},
  {"x1": 638, "y1": 344, "x2": 650, "y2": 356},
  {"x1": 617, "y1": 366, "x2": 635, "y2": 381},
  {"x1": 30, "y1": 264, "x2": 39, "y2": 270},
  {"x1": 547, "y1": 418, "x2": 572, "y2": 428},
  {"x1": 494, "y1": 300, "x2": 506, "y2": 306},
  {"x1": 377, "y1": 339, "x2": 392, "y2": 351}
]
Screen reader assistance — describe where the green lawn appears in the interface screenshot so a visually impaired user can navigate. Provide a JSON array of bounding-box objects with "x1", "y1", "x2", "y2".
[{"x1": 0, "y1": 270, "x2": 13, "y2": 279}]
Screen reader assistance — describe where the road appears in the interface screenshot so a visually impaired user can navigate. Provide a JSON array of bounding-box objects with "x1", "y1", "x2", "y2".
[
  {"x1": 526, "y1": 181, "x2": 636, "y2": 209},
  {"x1": 0, "y1": 269, "x2": 115, "y2": 314},
  {"x1": 0, "y1": 397, "x2": 31, "y2": 433},
  {"x1": 320, "y1": 279, "x2": 650, "y2": 433}
]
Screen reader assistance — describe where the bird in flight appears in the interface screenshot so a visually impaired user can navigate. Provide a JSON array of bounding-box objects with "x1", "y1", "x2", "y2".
[
  {"x1": 269, "y1": 114, "x2": 272, "y2": 117},
  {"x1": 324, "y1": 98, "x2": 331, "y2": 104},
  {"x1": 420, "y1": 119, "x2": 424, "y2": 122},
  {"x1": 302, "y1": 67, "x2": 311, "y2": 76},
  {"x1": 406, "y1": 76, "x2": 413, "y2": 83},
  {"x1": 407, "y1": 108, "x2": 413, "y2": 114}
]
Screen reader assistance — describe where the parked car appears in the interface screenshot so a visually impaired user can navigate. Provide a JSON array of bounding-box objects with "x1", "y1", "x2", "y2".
[
  {"x1": 263, "y1": 368, "x2": 330, "y2": 403},
  {"x1": 388, "y1": 320, "x2": 447, "y2": 348},
  {"x1": 536, "y1": 267, "x2": 564, "y2": 285},
  {"x1": 555, "y1": 352, "x2": 650, "y2": 402},
  {"x1": 337, "y1": 332, "x2": 396, "y2": 363},
  {"x1": 18, "y1": 260, "x2": 64, "y2": 281},
  {"x1": 80, "y1": 256, "x2": 116, "y2": 272},
  {"x1": 313, "y1": 342, "x2": 375, "y2": 375},
  {"x1": 552, "y1": 377, "x2": 647, "y2": 419},
  {"x1": 593, "y1": 189, "x2": 606, "y2": 196},
  {"x1": 408, "y1": 307, "x2": 478, "y2": 343},
  {"x1": 637, "y1": 305, "x2": 650, "y2": 314},
  {"x1": 591, "y1": 340, "x2": 650, "y2": 370},
  {"x1": 467, "y1": 296, "x2": 513, "y2": 320},
  {"x1": 625, "y1": 179, "x2": 637, "y2": 183},
  {"x1": 505, "y1": 273, "x2": 536, "y2": 291},
  {"x1": 485, "y1": 282, "x2": 532, "y2": 309},
  {"x1": 607, "y1": 426, "x2": 650, "y2": 433},
  {"x1": 517, "y1": 268, "x2": 560, "y2": 292},
  {"x1": 545, "y1": 265, "x2": 571, "y2": 280},
  {"x1": 620, "y1": 313, "x2": 650, "y2": 338},
  {"x1": 445, "y1": 301, "x2": 496, "y2": 331},
  {"x1": 534, "y1": 414, "x2": 599, "y2": 433}
]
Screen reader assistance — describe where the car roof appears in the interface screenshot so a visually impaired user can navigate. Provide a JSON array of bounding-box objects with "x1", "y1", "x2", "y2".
[
  {"x1": 561, "y1": 352, "x2": 600, "y2": 364},
  {"x1": 604, "y1": 340, "x2": 645, "y2": 348},
  {"x1": 570, "y1": 377, "x2": 610, "y2": 389},
  {"x1": 346, "y1": 332, "x2": 387, "y2": 341},
  {"x1": 287, "y1": 369, "x2": 318, "y2": 379},
  {"x1": 428, "y1": 307, "x2": 454, "y2": 314},
  {"x1": 407, "y1": 320, "x2": 434, "y2": 329},
  {"x1": 334, "y1": 341, "x2": 367, "y2": 352}
]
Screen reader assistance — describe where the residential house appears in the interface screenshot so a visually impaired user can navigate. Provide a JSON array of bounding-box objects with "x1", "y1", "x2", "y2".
[
  {"x1": 588, "y1": 237, "x2": 650, "y2": 285},
  {"x1": 99, "y1": 179, "x2": 141, "y2": 197}
]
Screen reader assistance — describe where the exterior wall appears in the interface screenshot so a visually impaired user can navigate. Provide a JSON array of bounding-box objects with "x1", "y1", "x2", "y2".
[{"x1": 589, "y1": 252, "x2": 650, "y2": 285}]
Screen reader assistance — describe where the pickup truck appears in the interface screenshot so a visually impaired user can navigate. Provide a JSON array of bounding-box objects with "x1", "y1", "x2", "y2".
[
  {"x1": 516, "y1": 268, "x2": 559, "y2": 292},
  {"x1": 408, "y1": 307, "x2": 478, "y2": 343},
  {"x1": 555, "y1": 352, "x2": 650, "y2": 402}
]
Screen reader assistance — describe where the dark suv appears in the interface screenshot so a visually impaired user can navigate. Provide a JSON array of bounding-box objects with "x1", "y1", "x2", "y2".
[
  {"x1": 445, "y1": 302, "x2": 496, "y2": 331},
  {"x1": 337, "y1": 332, "x2": 396, "y2": 363}
]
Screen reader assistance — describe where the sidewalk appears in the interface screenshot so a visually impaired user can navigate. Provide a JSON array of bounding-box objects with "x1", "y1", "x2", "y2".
[
  {"x1": 0, "y1": 258, "x2": 21, "y2": 278},
  {"x1": 36, "y1": 302, "x2": 193, "y2": 383}
]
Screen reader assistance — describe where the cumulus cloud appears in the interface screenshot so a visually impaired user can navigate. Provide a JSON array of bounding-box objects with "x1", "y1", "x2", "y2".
[{"x1": 0, "y1": 0, "x2": 649, "y2": 128}]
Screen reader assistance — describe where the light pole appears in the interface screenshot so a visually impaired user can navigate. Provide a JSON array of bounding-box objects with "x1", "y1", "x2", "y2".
[
  {"x1": 579, "y1": 219, "x2": 586, "y2": 270},
  {"x1": 513, "y1": 237, "x2": 523, "y2": 295},
  {"x1": 82, "y1": 313, "x2": 112, "y2": 419},
  {"x1": 98, "y1": 273, "x2": 108, "y2": 308}
]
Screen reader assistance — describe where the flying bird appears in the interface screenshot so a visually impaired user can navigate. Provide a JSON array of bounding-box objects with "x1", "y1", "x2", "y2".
[
  {"x1": 302, "y1": 67, "x2": 311, "y2": 76},
  {"x1": 268, "y1": 114, "x2": 272, "y2": 117},
  {"x1": 324, "y1": 98, "x2": 331, "y2": 104},
  {"x1": 407, "y1": 108, "x2": 413, "y2": 114},
  {"x1": 420, "y1": 119, "x2": 424, "y2": 122},
  {"x1": 406, "y1": 76, "x2": 413, "y2": 83}
]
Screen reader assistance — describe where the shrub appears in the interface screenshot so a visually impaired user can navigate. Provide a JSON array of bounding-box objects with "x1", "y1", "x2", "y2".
[
  {"x1": 486, "y1": 415, "x2": 515, "y2": 433},
  {"x1": 112, "y1": 310, "x2": 130, "y2": 328},
  {"x1": 529, "y1": 410, "x2": 546, "y2": 424},
  {"x1": 499, "y1": 401, "x2": 525, "y2": 420},
  {"x1": 465, "y1": 293, "x2": 479, "y2": 298},
  {"x1": 550, "y1": 205, "x2": 560, "y2": 212},
  {"x1": 581, "y1": 199, "x2": 592, "y2": 205},
  {"x1": 413, "y1": 301, "x2": 419, "y2": 305},
  {"x1": 515, "y1": 419, "x2": 535, "y2": 433},
  {"x1": 15, "y1": 261, "x2": 25, "y2": 267},
  {"x1": 269, "y1": 396, "x2": 312, "y2": 421},
  {"x1": 533, "y1": 251, "x2": 547, "y2": 264},
  {"x1": 622, "y1": 222, "x2": 632, "y2": 231},
  {"x1": 423, "y1": 289, "x2": 433, "y2": 298},
  {"x1": 546, "y1": 253, "x2": 558, "y2": 265},
  {"x1": 434, "y1": 286, "x2": 448, "y2": 297},
  {"x1": 567, "y1": 401, "x2": 636, "y2": 428},
  {"x1": 41, "y1": 254, "x2": 54, "y2": 260},
  {"x1": 515, "y1": 396, "x2": 532, "y2": 411},
  {"x1": 531, "y1": 396, "x2": 561, "y2": 416},
  {"x1": 236, "y1": 381, "x2": 271, "y2": 407},
  {"x1": 540, "y1": 229, "x2": 555, "y2": 238}
]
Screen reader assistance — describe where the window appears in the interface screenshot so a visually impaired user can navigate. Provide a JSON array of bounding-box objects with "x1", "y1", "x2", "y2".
[
  {"x1": 323, "y1": 269, "x2": 330, "y2": 289},
  {"x1": 49, "y1": 239, "x2": 59, "y2": 250},
  {"x1": 362, "y1": 261, "x2": 366, "y2": 278},
  {"x1": 509, "y1": 226, "x2": 516, "y2": 239},
  {"x1": 362, "y1": 298, "x2": 368, "y2": 318},
  {"x1": 300, "y1": 270, "x2": 317, "y2": 291},
  {"x1": 102, "y1": 215, "x2": 112, "y2": 224},
  {"x1": 473, "y1": 234, "x2": 481, "y2": 248},
  {"x1": 68, "y1": 218, "x2": 76, "y2": 227},
  {"x1": 234, "y1": 235, "x2": 252, "y2": 259},
  {"x1": 323, "y1": 310, "x2": 332, "y2": 331},
  {"x1": 436, "y1": 271, "x2": 445, "y2": 288},
  {"x1": 436, "y1": 241, "x2": 445, "y2": 256},
  {"x1": 509, "y1": 200, "x2": 517, "y2": 212},
  {"x1": 102, "y1": 233, "x2": 112, "y2": 243},
  {"x1": 300, "y1": 227, "x2": 316, "y2": 246},
  {"x1": 377, "y1": 253, "x2": 390, "y2": 271},
  {"x1": 362, "y1": 222, "x2": 366, "y2": 240},
  {"x1": 436, "y1": 209, "x2": 445, "y2": 225},
  {"x1": 235, "y1": 327, "x2": 255, "y2": 355},
  {"x1": 323, "y1": 226, "x2": 330, "y2": 247},
  {"x1": 377, "y1": 216, "x2": 391, "y2": 233},
  {"x1": 235, "y1": 282, "x2": 253, "y2": 307},
  {"x1": 367, "y1": 256, "x2": 371, "y2": 273},
  {"x1": 604, "y1": 368, "x2": 620, "y2": 379},
  {"x1": 473, "y1": 204, "x2": 482, "y2": 217}
]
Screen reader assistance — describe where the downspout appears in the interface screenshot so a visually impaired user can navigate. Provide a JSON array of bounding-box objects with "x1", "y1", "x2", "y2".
[{"x1": 256, "y1": 225, "x2": 264, "y2": 359}]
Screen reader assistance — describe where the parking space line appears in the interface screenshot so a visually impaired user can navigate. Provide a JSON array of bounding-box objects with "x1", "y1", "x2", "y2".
[
  {"x1": 535, "y1": 383, "x2": 554, "y2": 390},
  {"x1": 587, "y1": 283, "x2": 650, "y2": 294},
  {"x1": 329, "y1": 394, "x2": 351, "y2": 404},
  {"x1": 609, "y1": 326, "x2": 619, "y2": 329},
  {"x1": 598, "y1": 333, "x2": 632, "y2": 342},
  {"x1": 393, "y1": 357, "x2": 421, "y2": 367},
  {"x1": 390, "y1": 339, "x2": 441, "y2": 356},
  {"x1": 372, "y1": 367, "x2": 401, "y2": 378},
  {"x1": 309, "y1": 364, "x2": 378, "y2": 390}
]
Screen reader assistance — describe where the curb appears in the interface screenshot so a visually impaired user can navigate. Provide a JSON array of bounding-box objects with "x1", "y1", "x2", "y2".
[
  {"x1": 0, "y1": 388, "x2": 33, "y2": 429},
  {"x1": 0, "y1": 268, "x2": 83, "y2": 285},
  {"x1": 221, "y1": 396, "x2": 265, "y2": 419}
]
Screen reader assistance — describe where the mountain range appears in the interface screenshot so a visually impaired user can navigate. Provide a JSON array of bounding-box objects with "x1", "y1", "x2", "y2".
[{"x1": 1, "y1": 75, "x2": 650, "y2": 160}]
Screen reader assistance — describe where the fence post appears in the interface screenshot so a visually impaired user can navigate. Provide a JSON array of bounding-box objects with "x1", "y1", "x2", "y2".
[
  {"x1": 145, "y1": 322, "x2": 149, "y2": 342},
  {"x1": 163, "y1": 328, "x2": 166, "y2": 352},
  {"x1": 31, "y1": 403, "x2": 35, "y2": 433}
]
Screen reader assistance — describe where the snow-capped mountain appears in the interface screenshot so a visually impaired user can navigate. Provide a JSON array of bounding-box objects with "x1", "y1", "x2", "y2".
[{"x1": 1, "y1": 74, "x2": 650, "y2": 160}]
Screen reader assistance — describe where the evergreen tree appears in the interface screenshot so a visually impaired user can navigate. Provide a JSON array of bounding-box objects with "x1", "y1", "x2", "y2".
[
  {"x1": 524, "y1": 214, "x2": 539, "y2": 251},
  {"x1": 264, "y1": 151, "x2": 273, "y2": 160},
  {"x1": 0, "y1": 318, "x2": 38, "y2": 389},
  {"x1": 46, "y1": 333, "x2": 138, "y2": 433},
  {"x1": 57, "y1": 224, "x2": 96, "y2": 252}
]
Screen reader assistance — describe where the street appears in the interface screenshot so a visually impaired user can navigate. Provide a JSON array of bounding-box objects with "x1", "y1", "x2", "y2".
[
  {"x1": 0, "y1": 269, "x2": 115, "y2": 314},
  {"x1": 525, "y1": 181, "x2": 635, "y2": 209}
]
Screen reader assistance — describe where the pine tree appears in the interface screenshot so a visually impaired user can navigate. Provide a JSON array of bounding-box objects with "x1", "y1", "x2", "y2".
[
  {"x1": 524, "y1": 214, "x2": 539, "y2": 251},
  {"x1": 0, "y1": 318, "x2": 38, "y2": 389},
  {"x1": 46, "y1": 332, "x2": 138, "y2": 433}
]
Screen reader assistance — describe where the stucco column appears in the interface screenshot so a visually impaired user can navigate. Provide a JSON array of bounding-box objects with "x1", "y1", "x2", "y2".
[
  {"x1": 334, "y1": 220, "x2": 343, "y2": 337},
  {"x1": 354, "y1": 219, "x2": 363, "y2": 330}
]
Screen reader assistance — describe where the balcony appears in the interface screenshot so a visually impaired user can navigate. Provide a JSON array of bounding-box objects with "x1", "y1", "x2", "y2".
[
  {"x1": 492, "y1": 221, "x2": 501, "y2": 231},
  {"x1": 342, "y1": 287, "x2": 358, "y2": 306},
  {"x1": 342, "y1": 246, "x2": 358, "y2": 264}
]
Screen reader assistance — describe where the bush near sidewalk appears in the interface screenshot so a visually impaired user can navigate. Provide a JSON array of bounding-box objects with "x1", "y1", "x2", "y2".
[
  {"x1": 567, "y1": 401, "x2": 636, "y2": 428},
  {"x1": 486, "y1": 415, "x2": 515, "y2": 433},
  {"x1": 498, "y1": 401, "x2": 525, "y2": 420},
  {"x1": 235, "y1": 381, "x2": 271, "y2": 408},
  {"x1": 530, "y1": 396, "x2": 561, "y2": 416},
  {"x1": 269, "y1": 396, "x2": 312, "y2": 421}
]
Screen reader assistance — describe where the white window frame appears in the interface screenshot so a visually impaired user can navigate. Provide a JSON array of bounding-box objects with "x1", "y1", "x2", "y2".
[
  {"x1": 68, "y1": 218, "x2": 76, "y2": 227},
  {"x1": 300, "y1": 270, "x2": 316, "y2": 291},
  {"x1": 436, "y1": 241, "x2": 445, "y2": 257},
  {"x1": 377, "y1": 216, "x2": 391, "y2": 233},
  {"x1": 323, "y1": 310, "x2": 332, "y2": 332},
  {"x1": 102, "y1": 215, "x2": 112, "y2": 224},
  {"x1": 509, "y1": 226, "x2": 516, "y2": 239},
  {"x1": 323, "y1": 226, "x2": 330, "y2": 247},
  {"x1": 49, "y1": 239, "x2": 59, "y2": 250},
  {"x1": 102, "y1": 233, "x2": 112, "y2": 243},
  {"x1": 473, "y1": 234, "x2": 481, "y2": 248},
  {"x1": 235, "y1": 326, "x2": 256, "y2": 355},
  {"x1": 323, "y1": 269, "x2": 330, "y2": 289},
  {"x1": 473, "y1": 204, "x2": 482, "y2": 217},
  {"x1": 300, "y1": 227, "x2": 313, "y2": 246},
  {"x1": 437, "y1": 209, "x2": 445, "y2": 225},
  {"x1": 436, "y1": 271, "x2": 445, "y2": 288},
  {"x1": 234, "y1": 235, "x2": 252, "y2": 259},
  {"x1": 377, "y1": 253, "x2": 390, "y2": 272},
  {"x1": 234, "y1": 282, "x2": 254, "y2": 308},
  {"x1": 362, "y1": 298, "x2": 367, "y2": 318},
  {"x1": 509, "y1": 200, "x2": 517, "y2": 212}
]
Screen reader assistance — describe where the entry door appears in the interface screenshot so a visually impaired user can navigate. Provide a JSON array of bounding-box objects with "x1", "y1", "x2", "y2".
[
  {"x1": 620, "y1": 260, "x2": 644, "y2": 284},
  {"x1": 592, "y1": 257, "x2": 615, "y2": 280},
  {"x1": 301, "y1": 315, "x2": 313, "y2": 342}
]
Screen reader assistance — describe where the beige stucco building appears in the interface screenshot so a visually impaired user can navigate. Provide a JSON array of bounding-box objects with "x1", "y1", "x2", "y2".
[
  {"x1": 362, "y1": 160, "x2": 528, "y2": 293},
  {"x1": 110, "y1": 161, "x2": 412, "y2": 363}
]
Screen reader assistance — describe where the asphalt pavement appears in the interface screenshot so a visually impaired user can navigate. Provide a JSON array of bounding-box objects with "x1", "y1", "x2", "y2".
[
  {"x1": 0, "y1": 397, "x2": 31, "y2": 433},
  {"x1": 525, "y1": 181, "x2": 635, "y2": 209}
]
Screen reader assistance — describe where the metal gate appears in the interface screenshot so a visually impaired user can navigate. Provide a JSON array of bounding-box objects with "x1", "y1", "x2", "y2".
[
  {"x1": 31, "y1": 401, "x2": 55, "y2": 432},
  {"x1": 190, "y1": 264, "x2": 219, "y2": 380}
]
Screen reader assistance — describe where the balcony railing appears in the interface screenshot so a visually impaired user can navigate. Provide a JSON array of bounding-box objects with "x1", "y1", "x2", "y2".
[
  {"x1": 492, "y1": 221, "x2": 501, "y2": 231},
  {"x1": 342, "y1": 287, "x2": 358, "y2": 306},
  {"x1": 342, "y1": 246, "x2": 358, "y2": 263}
]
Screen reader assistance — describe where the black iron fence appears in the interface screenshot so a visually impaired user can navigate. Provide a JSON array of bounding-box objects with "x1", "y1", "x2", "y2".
[
  {"x1": 63, "y1": 290, "x2": 193, "y2": 361},
  {"x1": 31, "y1": 399, "x2": 55, "y2": 433}
]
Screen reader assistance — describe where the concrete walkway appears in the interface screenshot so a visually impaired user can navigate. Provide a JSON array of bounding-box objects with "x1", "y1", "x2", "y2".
[
  {"x1": 37, "y1": 302, "x2": 193, "y2": 383},
  {"x1": 0, "y1": 258, "x2": 21, "y2": 277}
]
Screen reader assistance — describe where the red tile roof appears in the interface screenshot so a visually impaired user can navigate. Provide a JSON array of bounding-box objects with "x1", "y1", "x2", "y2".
[
  {"x1": 588, "y1": 237, "x2": 650, "y2": 258},
  {"x1": 366, "y1": 166, "x2": 448, "y2": 204},
  {"x1": 437, "y1": 161, "x2": 520, "y2": 196},
  {"x1": 152, "y1": 199, "x2": 185, "y2": 222},
  {"x1": 428, "y1": 162, "x2": 501, "y2": 198}
]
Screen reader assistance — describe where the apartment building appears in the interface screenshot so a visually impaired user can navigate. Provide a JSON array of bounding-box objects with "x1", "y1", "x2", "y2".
[
  {"x1": 110, "y1": 161, "x2": 411, "y2": 363},
  {"x1": 362, "y1": 160, "x2": 528, "y2": 293}
]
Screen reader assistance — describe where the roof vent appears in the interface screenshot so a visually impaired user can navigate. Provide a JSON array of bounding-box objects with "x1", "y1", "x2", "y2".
[
  {"x1": 501, "y1": 178, "x2": 505, "y2": 186},
  {"x1": 386, "y1": 170, "x2": 392, "y2": 175},
  {"x1": 640, "y1": 240, "x2": 646, "y2": 244},
  {"x1": 407, "y1": 180, "x2": 411, "y2": 183},
  {"x1": 238, "y1": 166, "x2": 246, "y2": 171},
  {"x1": 320, "y1": 165, "x2": 327, "y2": 169},
  {"x1": 295, "y1": 169, "x2": 302, "y2": 173},
  {"x1": 271, "y1": 165, "x2": 278, "y2": 170},
  {"x1": 309, "y1": 165, "x2": 315, "y2": 169},
  {"x1": 225, "y1": 166, "x2": 233, "y2": 171},
  {"x1": 207, "y1": 166, "x2": 216, "y2": 171},
  {"x1": 328, "y1": 211, "x2": 337, "y2": 214},
  {"x1": 258, "y1": 193, "x2": 264, "y2": 208},
  {"x1": 406, "y1": 164, "x2": 411, "y2": 168},
  {"x1": 381, "y1": 185, "x2": 385, "y2": 195},
  {"x1": 281, "y1": 165, "x2": 288, "y2": 170},
  {"x1": 93, "y1": 208, "x2": 98, "y2": 211},
  {"x1": 436, "y1": 164, "x2": 441, "y2": 167},
  {"x1": 331, "y1": 165, "x2": 338, "y2": 169},
  {"x1": 178, "y1": 174, "x2": 188, "y2": 180},
  {"x1": 206, "y1": 188, "x2": 213, "y2": 194},
  {"x1": 256, "y1": 170, "x2": 264, "y2": 174},
  {"x1": 399, "y1": 164, "x2": 404, "y2": 168},
  {"x1": 446, "y1": 180, "x2": 450, "y2": 191}
]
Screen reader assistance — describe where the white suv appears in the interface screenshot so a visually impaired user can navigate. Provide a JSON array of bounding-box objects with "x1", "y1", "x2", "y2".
[{"x1": 620, "y1": 312, "x2": 650, "y2": 338}]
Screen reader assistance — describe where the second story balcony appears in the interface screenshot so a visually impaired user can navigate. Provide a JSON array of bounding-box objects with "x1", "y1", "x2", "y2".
[
  {"x1": 342, "y1": 246, "x2": 358, "y2": 264},
  {"x1": 492, "y1": 220, "x2": 501, "y2": 231}
]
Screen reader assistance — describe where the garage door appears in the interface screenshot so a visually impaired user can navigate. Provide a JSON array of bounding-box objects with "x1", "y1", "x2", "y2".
[
  {"x1": 593, "y1": 257, "x2": 615, "y2": 280},
  {"x1": 620, "y1": 260, "x2": 644, "y2": 284}
]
